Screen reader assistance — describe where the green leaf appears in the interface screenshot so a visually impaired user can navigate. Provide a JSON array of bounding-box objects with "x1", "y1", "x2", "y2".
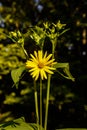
[
  {"x1": 54, "y1": 63, "x2": 69, "y2": 69},
  {"x1": 0, "y1": 117, "x2": 35, "y2": 130},
  {"x1": 63, "y1": 66, "x2": 75, "y2": 81},
  {"x1": 29, "y1": 123, "x2": 44, "y2": 130},
  {"x1": 54, "y1": 63, "x2": 75, "y2": 81},
  {"x1": 0, "y1": 117, "x2": 44, "y2": 130},
  {"x1": 11, "y1": 65, "x2": 26, "y2": 88}
]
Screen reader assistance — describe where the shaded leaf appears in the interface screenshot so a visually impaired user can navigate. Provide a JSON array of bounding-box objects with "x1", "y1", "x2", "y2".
[
  {"x1": 63, "y1": 66, "x2": 75, "y2": 81},
  {"x1": 54, "y1": 63, "x2": 75, "y2": 81}
]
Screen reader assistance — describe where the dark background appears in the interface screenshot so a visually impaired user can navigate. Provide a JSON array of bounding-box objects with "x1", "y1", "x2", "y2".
[{"x1": 0, "y1": 0, "x2": 87, "y2": 130}]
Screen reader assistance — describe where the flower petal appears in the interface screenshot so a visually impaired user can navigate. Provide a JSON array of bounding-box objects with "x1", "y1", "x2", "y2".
[
  {"x1": 43, "y1": 51, "x2": 47, "y2": 59},
  {"x1": 29, "y1": 67, "x2": 38, "y2": 72},
  {"x1": 38, "y1": 51, "x2": 43, "y2": 61},
  {"x1": 45, "y1": 59, "x2": 55, "y2": 65},
  {"x1": 31, "y1": 69, "x2": 39, "y2": 80},
  {"x1": 34, "y1": 51, "x2": 37, "y2": 58},
  {"x1": 39, "y1": 69, "x2": 47, "y2": 80},
  {"x1": 45, "y1": 54, "x2": 52, "y2": 61},
  {"x1": 26, "y1": 61, "x2": 37, "y2": 68},
  {"x1": 44, "y1": 66, "x2": 55, "y2": 74},
  {"x1": 30, "y1": 54, "x2": 38, "y2": 63}
]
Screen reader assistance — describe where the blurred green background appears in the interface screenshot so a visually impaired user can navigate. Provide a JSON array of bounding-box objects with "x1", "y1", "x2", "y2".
[{"x1": 0, "y1": 0, "x2": 87, "y2": 130}]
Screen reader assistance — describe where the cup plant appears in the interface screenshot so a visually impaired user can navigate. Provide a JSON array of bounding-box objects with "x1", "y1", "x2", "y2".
[{"x1": 0, "y1": 21, "x2": 75, "y2": 130}]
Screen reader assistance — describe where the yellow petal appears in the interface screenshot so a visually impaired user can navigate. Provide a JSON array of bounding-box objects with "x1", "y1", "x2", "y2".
[
  {"x1": 45, "y1": 66, "x2": 56, "y2": 70},
  {"x1": 45, "y1": 54, "x2": 52, "y2": 61},
  {"x1": 34, "y1": 51, "x2": 37, "y2": 58},
  {"x1": 39, "y1": 69, "x2": 47, "y2": 80},
  {"x1": 43, "y1": 51, "x2": 47, "y2": 59},
  {"x1": 40, "y1": 69, "x2": 44, "y2": 80},
  {"x1": 31, "y1": 69, "x2": 39, "y2": 80},
  {"x1": 26, "y1": 61, "x2": 37, "y2": 68},
  {"x1": 35, "y1": 72, "x2": 39, "y2": 80},
  {"x1": 30, "y1": 54, "x2": 38, "y2": 63},
  {"x1": 44, "y1": 66, "x2": 54, "y2": 74},
  {"x1": 38, "y1": 51, "x2": 43, "y2": 61},
  {"x1": 45, "y1": 59, "x2": 55, "y2": 65},
  {"x1": 29, "y1": 67, "x2": 38, "y2": 72},
  {"x1": 45, "y1": 69, "x2": 54, "y2": 74}
]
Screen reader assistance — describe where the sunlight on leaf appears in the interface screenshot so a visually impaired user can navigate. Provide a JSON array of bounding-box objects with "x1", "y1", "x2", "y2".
[
  {"x1": 54, "y1": 63, "x2": 69, "y2": 68},
  {"x1": 20, "y1": 87, "x2": 32, "y2": 95},
  {"x1": 3, "y1": 93, "x2": 21, "y2": 105},
  {"x1": 11, "y1": 65, "x2": 26, "y2": 88},
  {"x1": 0, "y1": 117, "x2": 44, "y2": 130}
]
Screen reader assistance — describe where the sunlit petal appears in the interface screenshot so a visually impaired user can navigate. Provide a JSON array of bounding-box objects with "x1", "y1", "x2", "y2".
[
  {"x1": 40, "y1": 70, "x2": 44, "y2": 80},
  {"x1": 43, "y1": 51, "x2": 47, "y2": 59},
  {"x1": 29, "y1": 67, "x2": 38, "y2": 72},
  {"x1": 45, "y1": 59, "x2": 55, "y2": 65},
  {"x1": 34, "y1": 51, "x2": 37, "y2": 58},
  {"x1": 35, "y1": 72, "x2": 40, "y2": 80},
  {"x1": 30, "y1": 54, "x2": 38, "y2": 63},
  {"x1": 45, "y1": 54, "x2": 52, "y2": 61},
  {"x1": 44, "y1": 66, "x2": 56, "y2": 70},
  {"x1": 44, "y1": 68, "x2": 54, "y2": 74},
  {"x1": 26, "y1": 61, "x2": 37, "y2": 68},
  {"x1": 31, "y1": 69, "x2": 39, "y2": 79},
  {"x1": 41, "y1": 69, "x2": 47, "y2": 79},
  {"x1": 38, "y1": 50, "x2": 43, "y2": 61}
]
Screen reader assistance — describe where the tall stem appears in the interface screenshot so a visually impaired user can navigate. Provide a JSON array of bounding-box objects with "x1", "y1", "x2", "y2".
[
  {"x1": 44, "y1": 39, "x2": 56, "y2": 130},
  {"x1": 34, "y1": 81, "x2": 39, "y2": 130},
  {"x1": 44, "y1": 74, "x2": 51, "y2": 130},
  {"x1": 40, "y1": 78, "x2": 43, "y2": 129}
]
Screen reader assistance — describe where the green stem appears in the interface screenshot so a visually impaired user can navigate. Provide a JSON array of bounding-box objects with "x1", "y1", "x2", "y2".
[
  {"x1": 44, "y1": 39, "x2": 55, "y2": 130},
  {"x1": 40, "y1": 78, "x2": 43, "y2": 129},
  {"x1": 22, "y1": 46, "x2": 29, "y2": 60},
  {"x1": 34, "y1": 81, "x2": 39, "y2": 130},
  {"x1": 52, "y1": 39, "x2": 57, "y2": 59},
  {"x1": 44, "y1": 74, "x2": 51, "y2": 130}
]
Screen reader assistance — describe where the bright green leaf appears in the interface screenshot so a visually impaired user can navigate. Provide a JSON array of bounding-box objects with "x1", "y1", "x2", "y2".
[
  {"x1": 0, "y1": 117, "x2": 35, "y2": 130},
  {"x1": 0, "y1": 117, "x2": 44, "y2": 130},
  {"x1": 11, "y1": 65, "x2": 26, "y2": 88},
  {"x1": 54, "y1": 63, "x2": 69, "y2": 68}
]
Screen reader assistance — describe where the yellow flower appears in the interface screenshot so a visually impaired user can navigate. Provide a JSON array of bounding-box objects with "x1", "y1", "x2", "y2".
[{"x1": 26, "y1": 50, "x2": 56, "y2": 80}]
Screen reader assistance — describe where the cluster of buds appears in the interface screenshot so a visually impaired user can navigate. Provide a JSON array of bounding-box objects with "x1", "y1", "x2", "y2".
[
  {"x1": 9, "y1": 30, "x2": 24, "y2": 47},
  {"x1": 43, "y1": 20, "x2": 66, "y2": 40}
]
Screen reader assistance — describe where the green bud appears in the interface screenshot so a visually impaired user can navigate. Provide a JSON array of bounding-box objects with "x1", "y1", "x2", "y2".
[
  {"x1": 18, "y1": 38, "x2": 24, "y2": 46},
  {"x1": 10, "y1": 32, "x2": 17, "y2": 38},
  {"x1": 56, "y1": 20, "x2": 66, "y2": 30},
  {"x1": 17, "y1": 30, "x2": 22, "y2": 38}
]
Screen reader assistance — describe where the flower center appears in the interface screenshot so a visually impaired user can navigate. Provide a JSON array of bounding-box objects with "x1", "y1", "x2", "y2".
[{"x1": 38, "y1": 62, "x2": 44, "y2": 69}]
